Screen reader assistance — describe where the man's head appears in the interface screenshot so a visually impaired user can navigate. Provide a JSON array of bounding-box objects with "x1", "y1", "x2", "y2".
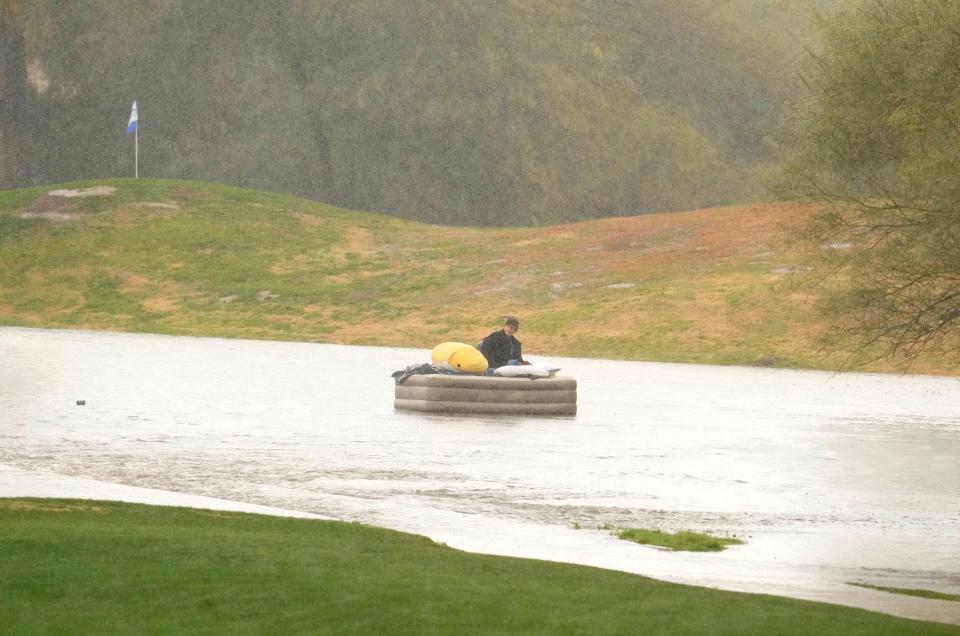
[{"x1": 503, "y1": 316, "x2": 519, "y2": 335}]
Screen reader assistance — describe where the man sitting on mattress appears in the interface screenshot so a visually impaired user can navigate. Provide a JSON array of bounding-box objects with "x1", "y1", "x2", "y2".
[{"x1": 479, "y1": 316, "x2": 531, "y2": 369}]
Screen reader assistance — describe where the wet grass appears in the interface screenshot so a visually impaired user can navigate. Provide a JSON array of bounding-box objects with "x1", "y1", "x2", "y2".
[
  {"x1": 0, "y1": 179, "x2": 954, "y2": 374},
  {"x1": 1, "y1": 498, "x2": 958, "y2": 635},
  {"x1": 847, "y1": 582, "x2": 960, "y2": 602},
  {"x1": 600, "y1": 525, "x2": 745, "y2": 552}
]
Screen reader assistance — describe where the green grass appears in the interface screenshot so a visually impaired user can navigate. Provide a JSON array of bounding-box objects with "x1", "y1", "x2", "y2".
[
  {"x1": 0, "y1": 178, "x2": 955, "y2": 374},
  {"x1": 1, "y1": 499, "x2": 957, "y2": 635},
  {"x1": 602, "y1": 525, "x2": 745, "y2": 552},
  {"x1": 847, "y1": 582, "x2": 960, "y2": 602}
]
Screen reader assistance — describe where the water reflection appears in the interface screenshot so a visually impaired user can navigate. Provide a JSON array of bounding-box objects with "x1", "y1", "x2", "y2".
[{"x1": 1, "y1": 327, "x2": 958, "y2": 624}]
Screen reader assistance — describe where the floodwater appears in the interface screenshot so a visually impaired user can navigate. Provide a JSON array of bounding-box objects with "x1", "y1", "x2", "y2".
[{"x1": 1, "y1": 326, "x2": 958, "y2": 625}]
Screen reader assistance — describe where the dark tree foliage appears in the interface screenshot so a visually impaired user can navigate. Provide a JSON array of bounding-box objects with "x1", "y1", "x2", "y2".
[
  {"x1": 12, "y1": 0, "x2": 806, "y2": 226},
  {"x1": 0, "y1": 18, "x2": 26, "y2": 187},
  {"x1": 787, "y1": 0, "x2": 960, "y2": 367}
]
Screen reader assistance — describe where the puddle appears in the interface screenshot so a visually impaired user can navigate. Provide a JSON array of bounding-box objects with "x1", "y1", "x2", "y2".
[{"x1": 1, "y1": 326, "x2": 958, "y2": 624}]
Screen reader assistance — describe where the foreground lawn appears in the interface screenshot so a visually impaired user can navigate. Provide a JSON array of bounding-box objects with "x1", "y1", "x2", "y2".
[{"x1": 0, "y1": 499, "x2": 956, "y2": 635}]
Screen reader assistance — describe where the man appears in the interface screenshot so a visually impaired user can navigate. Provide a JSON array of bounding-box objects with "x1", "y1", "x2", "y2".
[{"x1": 479, "y1": 316, "x2": 529, "y2": 369}]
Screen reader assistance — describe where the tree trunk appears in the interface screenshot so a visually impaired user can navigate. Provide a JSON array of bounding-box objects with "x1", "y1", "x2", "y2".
[{"x1": 0, "y1": 18, "x2": 27, "y2": 187}]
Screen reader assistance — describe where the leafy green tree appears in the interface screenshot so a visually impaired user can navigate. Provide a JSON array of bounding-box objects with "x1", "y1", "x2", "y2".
[
  {"x1": 14, "y1": 0, "x2": 804, "y2": 226},
  {"x1": 787, "y1": 0, "x2": 960, "y2": 367},
  {"x1": 0, "y1": 14, "x2": 26, "y2": 187},
  {"x1": 0, "y1": 0, "x2": 42, "y2": 186}
]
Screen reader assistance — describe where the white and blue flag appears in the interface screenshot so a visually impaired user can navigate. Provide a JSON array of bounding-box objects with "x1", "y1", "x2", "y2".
[{"x1": 126, "y1": 100, "x2": 138, "y2": 134}]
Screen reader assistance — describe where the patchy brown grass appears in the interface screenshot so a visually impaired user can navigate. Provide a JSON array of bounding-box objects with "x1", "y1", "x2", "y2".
[
  {"x1": 0, "y1": 181, "x2": 953, "y2": 374},
  {"x1": 141, "y1": 296, "x2": 181, "y2": 314},
  {"x1": 0, "y1": 500, "x2": 110, "y2": 514}
]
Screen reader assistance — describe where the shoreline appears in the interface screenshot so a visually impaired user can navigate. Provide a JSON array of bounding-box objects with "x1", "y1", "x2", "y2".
[{"x1": 3, "y1": 465, "x2": 957, "y2": 627}]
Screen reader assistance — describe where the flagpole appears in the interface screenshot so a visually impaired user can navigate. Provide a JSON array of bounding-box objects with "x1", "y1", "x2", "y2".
[{"x1": 127, "y1": 100, "x2": 139, "y2": 178}]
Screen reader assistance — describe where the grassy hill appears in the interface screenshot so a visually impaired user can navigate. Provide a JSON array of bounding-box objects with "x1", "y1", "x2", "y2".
[{"x1": 0, "y1": 179, "x2": 948, "y2": 374}]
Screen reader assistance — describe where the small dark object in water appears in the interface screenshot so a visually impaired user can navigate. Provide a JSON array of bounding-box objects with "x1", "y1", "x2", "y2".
[{"x1": 76, "y1": 400, "x2": 85, "y2": 405}]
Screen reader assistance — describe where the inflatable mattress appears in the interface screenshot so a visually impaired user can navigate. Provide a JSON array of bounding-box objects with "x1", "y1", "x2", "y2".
[{"x1": 394, "y1": 373, "x2": 577, "y2": 416}]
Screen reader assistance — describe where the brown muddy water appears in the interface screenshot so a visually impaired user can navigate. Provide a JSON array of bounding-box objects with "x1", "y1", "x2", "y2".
[{"x1": 1, "y1": 327, "x2": 958, "y2": 625}]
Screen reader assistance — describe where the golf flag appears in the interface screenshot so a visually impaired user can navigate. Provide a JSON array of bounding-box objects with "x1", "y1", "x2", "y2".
[
  {"x1": 126, "y1": 100, "x2": 138, "y2": 134},
  {"x1": 127, "y1": 100, "x2": 139, "y2": 178}
]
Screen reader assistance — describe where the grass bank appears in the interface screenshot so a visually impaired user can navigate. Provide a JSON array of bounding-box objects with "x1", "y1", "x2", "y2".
[
  {"x1": 0, "y1": 178, "x2": 951, "y2": 374},
  {"x1": 847, "y1": 583, "x2": 960, "y2": 603},
  {"x1": 1, "y1": 498, "x2": 957, "y2": 635}
]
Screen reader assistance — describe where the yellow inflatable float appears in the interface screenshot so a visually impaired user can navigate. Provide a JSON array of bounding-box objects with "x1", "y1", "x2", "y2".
[{"x1": 430, "y1": 342, "x2": 489, "y2": 374}]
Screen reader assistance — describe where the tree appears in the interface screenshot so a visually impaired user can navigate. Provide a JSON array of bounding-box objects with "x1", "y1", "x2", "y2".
[
  {"x1": 0, "y1": 2, "x2": 28, "y2": 186},
  {"x1": 786, "y1": 0, "x2": 960, "y2": 367},
  {"x1": 15, "y1": 1, "x2": 801, "y2": 226}
]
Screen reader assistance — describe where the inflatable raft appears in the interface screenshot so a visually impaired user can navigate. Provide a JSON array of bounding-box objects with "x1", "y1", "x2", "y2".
[{"x1": 394, "y1": 373, "x2": 577, "y2": 416}]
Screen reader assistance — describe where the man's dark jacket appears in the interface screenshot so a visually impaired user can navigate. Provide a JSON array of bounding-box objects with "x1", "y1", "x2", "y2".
[{"x1": 479, "y1": 329, "x2": 524, "y2": 368}]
